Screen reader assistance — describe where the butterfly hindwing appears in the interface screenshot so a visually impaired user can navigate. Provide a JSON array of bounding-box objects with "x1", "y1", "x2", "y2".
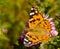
[{"x1": 24, "y1": 32, "x2": 40, "y2": 47}]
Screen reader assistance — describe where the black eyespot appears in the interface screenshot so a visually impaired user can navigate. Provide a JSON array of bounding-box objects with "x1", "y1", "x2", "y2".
[
  {"x1": 32, "y1": 38, "x2": 36, "y2": 40},
  {"x1": 44, "y1": 21, "x2": 47, "y2": 25},
  {"x1": 29, "y1": 19, "x2": 35, "y2": 23},
  {"x1": 27, "y1": 34, "x2": 32, "y2": 38},
  {"x1": 37, "y1": 18, "x2": 40, "y2": 21},
  {"x1": 39, "y1": 22, "x2": 41, "y2": 24},
  {"x1": 27, "y1": 34, "x2": 29, "y2": 36},
  {"x1": 29, "y1": 36, "x2": 32, "y2": 38},
  {"x1": 32, "y1": 19, "x2": 35, "y2": 22},
  {"x1": 30, "y1": 21, "x2": 32, "y2": 23}
]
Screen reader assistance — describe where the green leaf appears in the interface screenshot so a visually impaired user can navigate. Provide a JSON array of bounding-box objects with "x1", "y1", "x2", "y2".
[{"x1": 0, "y1": 35, "x2": 9, "y2": 41}]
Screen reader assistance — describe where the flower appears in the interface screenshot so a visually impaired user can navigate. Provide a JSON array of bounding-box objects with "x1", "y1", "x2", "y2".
[
  {"x1": 50, "y1": 30, "x2": 58, "y2": 37},
  {"x1": 20, "y1": 30, "x2": 27, "y2": 42},
  {"x1": 2, "y1": 28, "x2": 8, "y2": 33},
  {"x1": 26, "y1": 22, "x2": 29, "y2": 28},
  {"x1": 49, "y1": 21, "x2": 58, "y2": 37}
]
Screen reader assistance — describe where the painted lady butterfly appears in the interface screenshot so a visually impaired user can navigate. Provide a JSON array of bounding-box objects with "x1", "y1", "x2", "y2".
[{"x1": 22, "y1": 6, "x2": 57, "y2": 47}]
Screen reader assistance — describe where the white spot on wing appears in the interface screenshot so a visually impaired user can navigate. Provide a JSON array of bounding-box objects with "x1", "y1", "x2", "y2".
[
  {"x1": 30, "y1": 12, "x2": 34, "y2": 16},
  {"x1": 24, "y1": 39, "x2": 28, "y2": 42},
  {"x1": 31, "y1": 8, "x2": 34, "y2": 10},
  {"x1": 24, "y1": 42, "x2": 26, "y2": 44},
  {"x1": 29, "y1": 18, "x2": 33, "y2": 21},
  {"x1": 28, "y1": 42, "x2": 31, "y2": 44},
  {"x1": 35, "y1": 11, "x2": 38, "y2": 13}
]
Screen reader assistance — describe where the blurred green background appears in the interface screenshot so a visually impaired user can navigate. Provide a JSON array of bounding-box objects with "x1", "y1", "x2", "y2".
[{"x1": 0, "y1": 0, "x2": 60, "y2": 49}]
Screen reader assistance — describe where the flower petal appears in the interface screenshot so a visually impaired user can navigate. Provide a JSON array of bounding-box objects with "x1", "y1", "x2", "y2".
[
  {"x1": 50, "y1": 30, "x2": 58, "y2": 37},
  {"x1": 48, "y1": 18, "x2": 53, "y2": 21},
  {"x1": 52, "y1": 26, "x2": 55, "y2": 30},
  {"x1": 50, "y1": 22, "x2": 55, "y2": 26}
]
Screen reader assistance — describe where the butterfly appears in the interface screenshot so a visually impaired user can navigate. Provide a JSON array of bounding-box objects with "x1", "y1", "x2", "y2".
[{"x1": 23, "y1": 6, "x2": 52, "y2": 47}]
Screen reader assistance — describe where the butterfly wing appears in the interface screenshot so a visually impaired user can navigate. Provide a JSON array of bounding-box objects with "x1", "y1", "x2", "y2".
[
  {"x1": 23, "y1": 7, "x2": 42, "y2": 47},
  {"x1": 29, "y1": 7, "x2": 44, "y2": 28},
  {"x1": 23, "y1": 6, "x2": 51, "y2": 47},
  {"x1": 23, "y1": 24, "x2": 50, "y2": 47},
  {"x1": 44, "y1": 20, "x2": 52, "y2": 32},
  {"x1": 24, "y1": 32, "x2": 40, "y2": 47}
]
